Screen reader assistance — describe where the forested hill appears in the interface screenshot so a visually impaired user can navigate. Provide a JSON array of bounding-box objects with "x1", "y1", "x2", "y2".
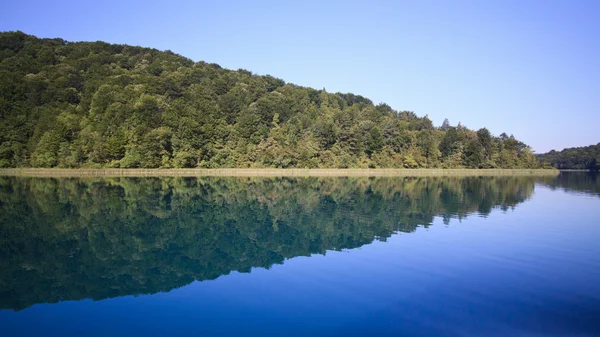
[
  {"x1": 537, "y1": 144, "x2": 600, "y2": 170},
  {"x1": 0, "y1": 31, "x2": 540, "y2": 169}
]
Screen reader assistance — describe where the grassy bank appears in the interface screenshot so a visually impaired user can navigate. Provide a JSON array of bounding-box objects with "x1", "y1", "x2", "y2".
[{"x1": 0, "y1": 168, "x2": 560, "y2": 177}]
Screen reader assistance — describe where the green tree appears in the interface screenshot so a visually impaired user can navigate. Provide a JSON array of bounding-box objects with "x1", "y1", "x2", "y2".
[
  {"x1": 463, "y1": 138, "x2": 484, "y2": 168},
  {"x1": 0, "y1": 32, "x2": 542, "y2": 169}
]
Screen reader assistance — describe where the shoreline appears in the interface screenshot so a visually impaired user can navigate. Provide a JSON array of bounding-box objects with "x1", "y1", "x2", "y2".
[
  {"x1": 558, "y1": 169, "x2": 597, "y2": 172},
  {"x1": 0, "y1": 168, "x2": 560, "y2": 177}
]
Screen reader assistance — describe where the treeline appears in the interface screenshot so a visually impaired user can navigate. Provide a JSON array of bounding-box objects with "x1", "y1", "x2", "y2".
[
  {"x1": 536, "y1": 143, "x2": 600, "y2": 170},
  {"x1": 0, "y1": 31, "x2": 540, "y2": 169},
  {"x1": 0, "y1": 176, "x2": 535, "y2": 310}
]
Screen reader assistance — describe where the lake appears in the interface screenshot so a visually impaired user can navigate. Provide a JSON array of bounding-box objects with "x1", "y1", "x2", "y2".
[{"x1": 1, "y1": 172, "x2": 599, "y2": 336}]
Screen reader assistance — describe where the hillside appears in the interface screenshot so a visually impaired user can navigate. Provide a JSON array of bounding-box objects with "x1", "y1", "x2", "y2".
[
  {"x1": 537, "y1": 143, "x2": 600, "y2": 170},
  {"x1": 0, "y1": 31, "x2": 539, "y2": 169}
]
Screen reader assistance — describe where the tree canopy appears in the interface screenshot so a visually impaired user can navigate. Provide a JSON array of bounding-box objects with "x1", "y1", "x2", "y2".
[
  {"x1": 537, "y1": 143, "x2": 600, "y2": 171},
  {"x1": 1, "y1": 31, "x2": 540, "y2": 169}
]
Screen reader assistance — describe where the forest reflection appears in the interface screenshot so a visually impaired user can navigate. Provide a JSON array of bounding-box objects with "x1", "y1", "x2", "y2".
[
  {"x1": 0, "y1": 176, "x2": 537, "y2": 310},
  {"x1": 537, "y1": 171, "x2": 600, "y2": 197}
]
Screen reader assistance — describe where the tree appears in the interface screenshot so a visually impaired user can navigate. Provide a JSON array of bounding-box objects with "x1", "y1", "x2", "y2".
[
  {"x1": 476, "y1": 128, "x2": 492, "y2": 159},
  {"x1": 32, "y1": 130, "x2": 62, "y2": 167},
  {"x1": 590, "y1": 157, "x2": 599, "y2": 172},
  {"x1": 537, "y1": 143, "x2": 600, "y2": 170},
  {"x1": 0, "y1": 32, "x2": 542, "y2": 169},
  {"x1": 463, "y1": 138, "x2": 484, "y2": 168},
  {"x1": 440, "y1": 127, "x2": 459, "y2": 158},
  {"x1": 365, "y1": 126, "x2": 383, "y2": 156},
  {"x1": 441, "y1": 118, "x2": 450, "y2": 131}
]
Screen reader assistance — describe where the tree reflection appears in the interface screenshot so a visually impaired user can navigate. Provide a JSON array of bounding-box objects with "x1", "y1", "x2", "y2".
[{"x1": 0, "y1": 176, "x2": 536, "y2": 310}]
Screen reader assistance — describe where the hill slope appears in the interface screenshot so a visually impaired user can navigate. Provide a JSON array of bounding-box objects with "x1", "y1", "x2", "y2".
[
  {"x1": 0, "y1": 31, "x2": 539, "y2": 169},
  {"x1": 537, "y1": 144, "x2": 600, "y2": 170}
]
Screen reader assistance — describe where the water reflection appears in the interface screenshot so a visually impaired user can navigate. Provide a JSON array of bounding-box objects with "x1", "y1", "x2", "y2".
[
  {"x1": 0, "y1": 176, "x2": 538, "y2": 311},
  {"x1": 538, "y1": 171, "x2": 600, "y2": 197}
]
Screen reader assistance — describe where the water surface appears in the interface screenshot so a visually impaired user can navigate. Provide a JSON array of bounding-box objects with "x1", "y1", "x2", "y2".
[{"x1": 1, "y1": 173, "x2": 599, "y2": 336}]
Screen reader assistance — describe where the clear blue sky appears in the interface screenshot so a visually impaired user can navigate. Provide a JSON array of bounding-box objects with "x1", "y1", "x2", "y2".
[{"x1": 2, "y1": 0, "x2": 598, "y2": 153}]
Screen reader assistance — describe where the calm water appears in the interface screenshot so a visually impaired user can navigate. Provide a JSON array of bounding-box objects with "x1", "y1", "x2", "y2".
[{"x1": 0, "y1": 173, "x2": 599, "y2": 337}]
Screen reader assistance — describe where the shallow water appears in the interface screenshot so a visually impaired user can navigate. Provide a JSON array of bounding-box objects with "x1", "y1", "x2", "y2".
[{"x1": 1, "y1": 173, "x2": 599, "y2": 336}]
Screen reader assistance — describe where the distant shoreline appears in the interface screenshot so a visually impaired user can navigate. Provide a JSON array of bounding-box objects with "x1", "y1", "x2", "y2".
[
  {"x1": 558, "y1": 169, "x2": 597, "y2": 172},
  {"x1": 0, "y1": 168, "x2": 559, "y2": 177}
]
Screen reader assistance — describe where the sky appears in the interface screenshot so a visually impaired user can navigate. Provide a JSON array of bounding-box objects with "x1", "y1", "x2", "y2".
[{"x1": 1, "y1": 0, "x2": 598, "y2": 153}]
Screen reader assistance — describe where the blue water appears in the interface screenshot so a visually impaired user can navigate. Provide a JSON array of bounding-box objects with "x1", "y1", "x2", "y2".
[{"x1": 0, "y1": 174, "x2": 599, "y2": 336}]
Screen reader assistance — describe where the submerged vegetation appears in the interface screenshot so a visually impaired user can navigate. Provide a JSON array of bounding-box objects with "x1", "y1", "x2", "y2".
[
  {"x1": 0, "y1": 175, "x2": 537, "y2": 310},
  {"x1": 1, "y1": 31, "x2": 540, "y2": 169}
]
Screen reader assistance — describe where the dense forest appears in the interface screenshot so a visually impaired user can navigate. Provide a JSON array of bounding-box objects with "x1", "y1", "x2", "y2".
[
  {"x1": 0, "y1": 31, "x2": 540, "y2": 169},
  {"x1": 0, "y1": 175, "x2": 536, "y2": 310},
  {"x1": 536, "y1": 143, "x2": 600, "y2": 171}
]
